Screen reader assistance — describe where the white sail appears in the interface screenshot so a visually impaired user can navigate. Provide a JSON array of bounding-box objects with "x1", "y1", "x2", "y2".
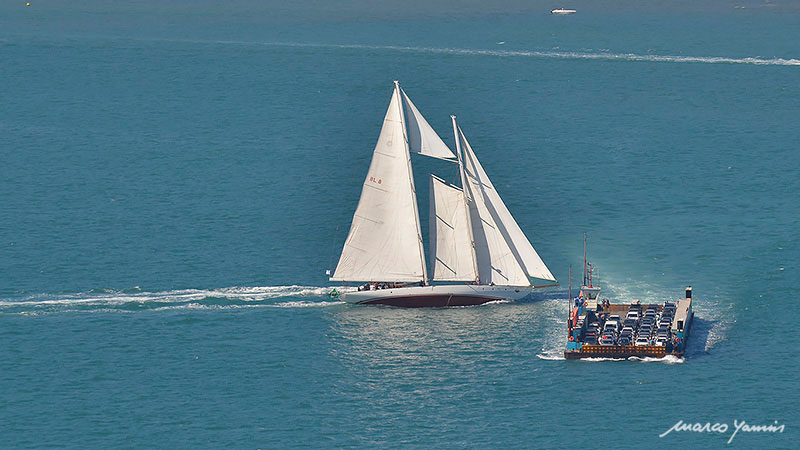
[
  {"x1": 401, "y1": 90, "x2": 456, "y2": 160},
  {"x1": 331, "y1": 87, "x2": 426, "y2": 282},
  {"x1": 460, "y1": 134, "x2": 556, "y2": 282},
  {"x1": 460, "y1": 128, "x2": 531, "y2": 286},
  {"x1": 429, "y1": 175, "x2": 478, "y2": 281}
]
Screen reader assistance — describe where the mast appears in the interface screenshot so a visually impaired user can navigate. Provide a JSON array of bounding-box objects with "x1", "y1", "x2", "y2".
[
  {"x1": 583, "y1": 232, "x2": 587, "y2": 286},
  {"x1": 395, "y1": 81, "x2": 428, "y2": 284},
  {"x1": 451, "y1": 115, "x2": 480, "y2": 283}
]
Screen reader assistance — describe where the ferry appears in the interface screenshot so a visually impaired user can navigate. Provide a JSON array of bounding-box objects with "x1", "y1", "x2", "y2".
[{"x1": 564, "y1": 238, "x2": 694, "y2": 360}]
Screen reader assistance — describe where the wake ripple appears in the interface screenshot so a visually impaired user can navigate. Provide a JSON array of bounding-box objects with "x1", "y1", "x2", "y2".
[
  {"x1": 0, "y1": 285, "x2": 349, "y2": 315},
  {"x1": 265, "y1": 42, "x2": 800, "y2": 67},
  {"x1": 115, "y1": 37, "x2": 800, "y2": 67}
]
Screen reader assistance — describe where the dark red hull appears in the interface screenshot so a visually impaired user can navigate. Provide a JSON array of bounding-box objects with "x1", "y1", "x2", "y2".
[{"x1": 358, "y1": 294, "x2": 503, "y2": 308}]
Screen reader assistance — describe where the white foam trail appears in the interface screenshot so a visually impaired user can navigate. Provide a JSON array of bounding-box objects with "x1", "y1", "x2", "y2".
[
  {"x1": 535, "y1": 298, "x2": 571, "y2": 360},
  {"x1": 478, "y1": 299, "x2": 512, "y2": 306},
  {"x1": 581, "y1": 356, "x2": 683, "y2": 364},
  {"x1": 149, "y1": 300, "x2": 345, "y2": 312},
  {"x1": 259, "y1": 42, "x2": 800, "y2": 67},
  {"x1": 268, "y1": 300, "x2": 345, "y2": 308},
  {"x1": 538, "y1": 352, "x2": 684, "y2": 363},
  {"x1": 0, "y1": 285, "x2": 352, "y2": 311},
  {"x1": 579, "y1": 357, "x2": 627, "y2": 362},
  {"x1": 116, "y1": 37, "x2": 800, "y2": 67},
  {"x1": 629, "y1": 355, "x2": 685, "y2": 364}
]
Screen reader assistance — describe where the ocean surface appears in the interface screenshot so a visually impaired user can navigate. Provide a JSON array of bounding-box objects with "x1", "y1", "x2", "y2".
[{"x1": 1, "y1": 1, "x2": 798, "y2": 448}]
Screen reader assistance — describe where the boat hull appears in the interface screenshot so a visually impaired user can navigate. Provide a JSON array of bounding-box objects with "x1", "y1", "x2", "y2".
[{"x1": 340, "y1": 284, "x2": 533, "y2": 307}]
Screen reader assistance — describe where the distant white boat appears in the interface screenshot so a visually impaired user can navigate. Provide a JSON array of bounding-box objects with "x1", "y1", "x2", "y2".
[{"x1": 551, "y1": 8, "x2": 576, "y2": 14}]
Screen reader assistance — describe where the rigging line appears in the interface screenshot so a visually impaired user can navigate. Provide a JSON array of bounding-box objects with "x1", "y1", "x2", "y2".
[{"x1": 397, "y1": 82, "x2": 428, "y2": 283}]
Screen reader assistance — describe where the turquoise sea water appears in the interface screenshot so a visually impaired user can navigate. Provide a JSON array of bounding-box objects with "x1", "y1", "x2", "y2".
[{"x1": 2, "y1": 1, "x2": 798, "y2": 448}]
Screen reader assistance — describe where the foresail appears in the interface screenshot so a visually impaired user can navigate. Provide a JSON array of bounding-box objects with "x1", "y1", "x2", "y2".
[
  {"x1": 461, "y1": 135, "x2": 556, "y2": 282},
  {"x1": 429, "y1": 175, "x2": 478, "y2": 282},
  {"x1": 331, "y1": 88, "x2": 426, "y2": 282},
  {"x1": 460, "y1": 129, "x2": 531, "y2": 286},
  {"x1": 401, "y1": 90, "x2": 456, "y2": 161}
]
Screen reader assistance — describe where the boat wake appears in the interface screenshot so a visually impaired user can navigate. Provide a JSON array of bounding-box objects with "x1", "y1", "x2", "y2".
[
  {"x1": 284, "y1": 42, "x2": 800, "y2": 67},
  {"x1": 111, "y1": 37, "x2": 800, "y2": 67},
  {"x1": 535, "y1": 297, "x2": 571, "y2": 360},
  {"x1": 629, "y1": 355, "x2": 684, "y2": 364},
  {"x1": 538, "y1": 352, "x2": 683, "y2": 364},
  {"x1": 570, "y1": 356, "x2": 683, "y2": 364},
  {"x1": 0, "y1": 285, "x2": 350, "y2": 316}
]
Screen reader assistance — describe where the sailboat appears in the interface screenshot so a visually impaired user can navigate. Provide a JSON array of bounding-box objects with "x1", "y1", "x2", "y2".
[{"x1": 329, "y1": 82, "x2": 556, "y2": 307}]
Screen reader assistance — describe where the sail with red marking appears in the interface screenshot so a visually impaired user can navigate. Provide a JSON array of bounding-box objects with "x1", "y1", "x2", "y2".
[{"x1": 331, "y1": 86, "x2": 426, "y2": 282}]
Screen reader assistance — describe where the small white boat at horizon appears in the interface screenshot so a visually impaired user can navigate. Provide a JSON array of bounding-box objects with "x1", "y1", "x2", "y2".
[{"x1": 551, "y1": 8, "x2": 577, "y2": 15}]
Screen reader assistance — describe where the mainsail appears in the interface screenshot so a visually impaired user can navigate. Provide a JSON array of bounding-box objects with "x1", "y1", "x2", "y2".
[
  {"x1": 429, "y1": 175, "x2": 478, "y2": 281},
  {"x1": 331, "y1": 86, "x2": 426, "y2": 282}
]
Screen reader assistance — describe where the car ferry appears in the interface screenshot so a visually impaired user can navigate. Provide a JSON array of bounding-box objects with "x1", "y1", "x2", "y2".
[{"x1": 564, "y1": 239, "x2": 693, "y2": 359}]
